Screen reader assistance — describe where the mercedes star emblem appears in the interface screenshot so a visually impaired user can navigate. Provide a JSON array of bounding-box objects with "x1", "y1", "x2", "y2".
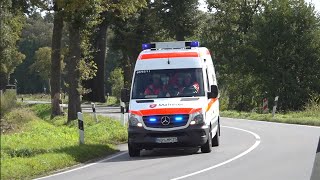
[{"x1": 160, "y1": 116, "x2": 170, "y2": 126}]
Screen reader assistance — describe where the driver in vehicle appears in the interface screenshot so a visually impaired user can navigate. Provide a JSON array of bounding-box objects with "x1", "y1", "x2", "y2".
[{"x1": 144, "y1": 74, "x2": 166, "y2": 96}]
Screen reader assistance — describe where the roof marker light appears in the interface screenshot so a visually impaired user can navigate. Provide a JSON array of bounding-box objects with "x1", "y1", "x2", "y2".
[
  {"x1": 190, "y1": 41, "x2": 200, "y2": 47},
  {"x1": 142, "y1": 43, "x2": 152, "y2": 50}
]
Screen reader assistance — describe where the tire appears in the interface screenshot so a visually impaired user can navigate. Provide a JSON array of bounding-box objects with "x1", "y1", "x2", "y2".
[
  {"x1": 128, "y1": 142, "x2": 140, "y2": 157},
  {"x1": 201, "y1": 130, "x2": 212, "y2": 153},
  {"x1": 212, "y1": 125, "x2": 220, "y2": 147}
]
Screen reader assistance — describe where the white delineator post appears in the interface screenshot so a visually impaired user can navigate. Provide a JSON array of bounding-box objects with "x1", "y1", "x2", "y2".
[
  {"x1": 263, "y1": 98, "x2": 268, "y2": 113},
  {"x1": 91, "y1": 102, "x2": 98, "y2": 122},
  {"x1": 272, "y1": 96, "x2": 279, "y2": 119},
  {"x1": 77, "y1": 112, "x2": 84, "y2": 145},
  {"x1": 120, "y1": 100, "x2": 126, "y2": 126}
]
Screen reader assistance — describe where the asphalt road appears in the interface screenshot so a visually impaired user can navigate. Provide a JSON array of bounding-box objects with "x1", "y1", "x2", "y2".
[{"x1": 36, "y1": 107, "x2": 320, "y2": 180}]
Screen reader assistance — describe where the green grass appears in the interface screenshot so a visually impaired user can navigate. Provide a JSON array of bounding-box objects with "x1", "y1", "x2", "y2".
[
  {"x1": 19, "y1": 93, "x2": 51, "y2": 101},
  {"x1": 221, "y1": 110, "x2": 320, "y2": 126},
  {"x1": 0, "y1": 104, "x2": 127, "y2": 180}
]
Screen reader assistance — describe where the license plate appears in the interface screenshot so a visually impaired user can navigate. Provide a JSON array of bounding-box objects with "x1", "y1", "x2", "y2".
[{"x1": 155, "y1": 137, "x2": 178, "y2": 143}]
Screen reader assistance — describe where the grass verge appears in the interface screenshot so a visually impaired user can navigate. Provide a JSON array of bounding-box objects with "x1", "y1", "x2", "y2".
[
  {"x1": 1, "y1": 104, "x2": 127, "y2": 180},
  {"x1": 221, "y1": 110, "x2": 320, "y2": 126}
]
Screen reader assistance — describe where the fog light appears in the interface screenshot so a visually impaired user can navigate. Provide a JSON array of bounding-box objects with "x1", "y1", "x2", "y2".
[
  {"x1": 190, "y1": 121, "x2": 196, "y2": 125},
  {"x1": 137, "y1": 122, "x2": 143, "y2": 127}
]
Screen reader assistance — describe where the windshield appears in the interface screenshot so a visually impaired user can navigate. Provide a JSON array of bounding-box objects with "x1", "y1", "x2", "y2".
[{"x1": 132, "y1": 68, "x2": 204, "y2": 99}]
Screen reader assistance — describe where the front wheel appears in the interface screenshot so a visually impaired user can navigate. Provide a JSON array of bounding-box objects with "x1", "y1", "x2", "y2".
[
  {"x1": 128, "y1": 142, "x2": 140, "y2": 157},
  {"x1": 212, "y1": 126, "x2": 220, "y2": 147},
  {"x1": 201, "y1": 131, "x2": 212, "y2": 153}
]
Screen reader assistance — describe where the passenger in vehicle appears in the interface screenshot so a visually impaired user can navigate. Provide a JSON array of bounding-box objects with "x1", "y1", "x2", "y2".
[
  {"x1": 168, "y1": 73, "x2": 185, "y2": 96},
  {"x1": 182, "y1": 73, "x2": 200, "y2": 94}
]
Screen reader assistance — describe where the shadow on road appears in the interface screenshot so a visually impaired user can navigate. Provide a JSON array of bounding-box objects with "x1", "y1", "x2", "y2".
[{"x1": 105, "y1": 147, "x2": 200, "y2": 163}]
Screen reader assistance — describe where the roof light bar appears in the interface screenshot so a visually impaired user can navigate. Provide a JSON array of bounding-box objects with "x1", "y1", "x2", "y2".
[{"x1": 142, "y1": 41, "x2": 200, "y2": 50}]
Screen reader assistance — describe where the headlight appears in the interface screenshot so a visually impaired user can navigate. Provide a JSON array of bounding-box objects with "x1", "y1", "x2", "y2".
[
  {"x1": 190, "y1": 111, "x2": 204, "y2": 125},
  {"x1": 129, "y1": 114, "x2": 143, "y2": 127}
]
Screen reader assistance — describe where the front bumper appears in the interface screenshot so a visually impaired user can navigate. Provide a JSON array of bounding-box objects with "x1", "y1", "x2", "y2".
[{"x1": 128, "y1": 125, "x2": 210, "y2": 149}]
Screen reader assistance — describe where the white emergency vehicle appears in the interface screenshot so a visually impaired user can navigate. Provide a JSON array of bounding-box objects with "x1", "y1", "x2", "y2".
[{"x1": 121, "y1": 41, "x2": 220, "y2": 157}]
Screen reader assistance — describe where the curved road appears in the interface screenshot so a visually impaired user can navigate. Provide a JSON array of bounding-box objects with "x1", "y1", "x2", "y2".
[{"x1": 37, "y1": 107, "x2": 320, "y2": 180}]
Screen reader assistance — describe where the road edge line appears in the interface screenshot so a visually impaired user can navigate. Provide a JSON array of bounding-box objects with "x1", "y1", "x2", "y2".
[
  {"x1": 171, "y1": 125, "x2": 261, "y2": 180},
  {"x1": 34, "y1": 151, "x2": 127, "y2": 180}
]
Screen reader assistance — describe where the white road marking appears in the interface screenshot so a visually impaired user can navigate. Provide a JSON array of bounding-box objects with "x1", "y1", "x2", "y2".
[
  {"x1": 171, "y1": 125, "x2": 261, "y2": 180},
  {"x1": 223, "y1": 117, "x2": 320, "y2": 129},
  {"x1": 34, "y1": 151, "x2": 127, "y2": 180}
]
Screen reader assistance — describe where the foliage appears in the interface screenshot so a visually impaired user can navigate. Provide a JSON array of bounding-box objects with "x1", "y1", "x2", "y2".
[
  {"x1": 204, "y1": 0, "x2": 320, "y2": 111},
  {"x1": 0, "y1": 104, "x2": 127, "y2": 179},
  {"x1": 221, "y1": 108, "x2": 320, "y2": 126},
  {"x1": 0, "y1": 90, "x2": 18, "y2": 118},
  {"x1": 13, "y1": 13, "x2": 53, "y2": 93},
  {"x1": 247, "y1": 0, "x2": 320, "y2": 110},
  {"x1": 156, "y1": 0, "x2": 201, "y2": 40},
  {"x1": 29, "y1": 47, "x2": 52, "y2": 81},
  {"x1": 1, "y1": 108, "x2": 36, "y2": 134},
  {"x1": 108, "y1": 68, "x2": 124, "y2": 102},
  {"x1": 0, "y1": 0, "x2": 26, "y2": 88}
]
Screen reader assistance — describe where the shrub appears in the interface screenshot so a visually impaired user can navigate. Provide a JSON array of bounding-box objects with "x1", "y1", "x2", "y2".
[
  {"x1": 0, "y1": 90, "x2": 18, "y2": 117},
  {"x1": 304, "y1": 94, "x2": 320, "y2": 116},
  {"x1": 219, "y1": 88, "x2": 229, "y2": 111},
  {"x1": 108, "y1": 68, "x2": 124, "y2": 102},
  {"x1": 1, "y1": 108, "x2": 37, "y2": 134}
]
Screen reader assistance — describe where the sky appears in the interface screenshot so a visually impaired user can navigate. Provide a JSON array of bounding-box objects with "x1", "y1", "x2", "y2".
[{"x1": 198, "y1": 0, "x2": 320, "y2": 13}]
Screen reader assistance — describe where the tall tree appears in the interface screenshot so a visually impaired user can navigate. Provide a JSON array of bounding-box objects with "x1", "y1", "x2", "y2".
[
  {"x1": 82, "y1": 12, "x2": 109, "y2": 102},
  {"x1": 0, "y1": 0, "x2": 25, "y2": 89},
  {"x1": 248, "y1": 0, "x2": 320, "y2": 110},
  {"x1": 66, "y1": 22, "x2": 82, "y2": 121},
  {"x1": 50, "y1": 1, "x2": 64, "y2": 117},
  {"x1": 82, "y1": 0, "x2": 146, "y2": 102},
  {"x1": 13, "y1": 12, "x2": 53, "y2": 93},
  {"x1": 30, "y1": 47, "x2": 52, "y2": 89},
  {"x1": 156, "y1": 0, "x2": 200, "y2": 41},
  {"x1": 63, "y1": 0, "x2": 103, "y2": 121},
  {"x1": 110, "y1": 0, "x2": 166, "y2": 88},
  {"x1": 203, "y1": 0, "x2": 262, "y2": 110}
]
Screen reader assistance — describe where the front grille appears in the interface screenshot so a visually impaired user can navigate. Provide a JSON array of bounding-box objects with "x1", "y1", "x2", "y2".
[{"x1": 143, "y1": 114, "x2": 189, "y2": 128}]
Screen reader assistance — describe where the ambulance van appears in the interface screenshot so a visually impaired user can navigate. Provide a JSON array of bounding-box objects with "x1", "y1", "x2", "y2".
[{"x1": 121, "y1": 41, "x2": 220, "y2": 157}]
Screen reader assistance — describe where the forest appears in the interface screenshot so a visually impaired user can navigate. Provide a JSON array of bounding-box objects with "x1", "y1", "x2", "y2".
[{"x1": 1, "y1": 0, "x2": 320, "y2": 121}]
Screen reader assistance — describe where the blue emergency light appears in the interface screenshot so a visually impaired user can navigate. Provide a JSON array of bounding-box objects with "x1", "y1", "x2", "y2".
[
  {"x1": 149, "y1": 117, "x2": 157, "y2": 122},
  {"x1": 175, "y1": 116, "x2": 183, "y2": 122},
  {"x1": 142, "y1": 43, "x2": 152, "y2": 50},
  {"x1": 190, "y1": 41, "x2": 200, "y2": 47}
]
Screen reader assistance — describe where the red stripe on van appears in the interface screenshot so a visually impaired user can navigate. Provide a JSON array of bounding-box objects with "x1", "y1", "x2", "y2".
[
  {"x1": 129, "y1": 108, "x2": 201, "y2": 116},
  {"x1": 206, "y1": 98, "x2": 218, "y2": 112},
  {"x1": 139, "y1": 52, "x2": 199, "y2": 60}
]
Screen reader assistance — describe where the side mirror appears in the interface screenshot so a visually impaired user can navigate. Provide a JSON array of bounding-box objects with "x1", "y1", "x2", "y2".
[
  {"x1": 208, "y1": 85, "x2": 218, "y2": 98},
  {"x1": 121, "y1": 88, "x2": 130, "y2": 103}
]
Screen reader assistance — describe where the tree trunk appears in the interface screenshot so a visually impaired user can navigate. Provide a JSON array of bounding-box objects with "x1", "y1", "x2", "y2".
[
  {"x1": 175, "y1": 30, "x2": 185, "y2": 41},
  {"x1": 50, "y1": 9, "x2": 63, "y2": 118},
  {"x1": 67, "y1": 23, "x2": 81, "y2": 122},
  {"x1": 82, "y1": 17, "x2": 107, "y2": 103}
]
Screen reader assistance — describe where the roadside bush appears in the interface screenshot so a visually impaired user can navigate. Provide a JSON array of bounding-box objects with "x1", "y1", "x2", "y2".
[
  {"x1": 108, "y1": 68, "x2": 124, "y2": 102},
  {"x1": 0, "y1": 90, "x2": 18, "y2": 117},
  {"x1": 219, "y1": 88, "x2": 229, "y2": 111},
  {"x1": 304, "y1": 94, "x2": 320, "y2": 116},
  {"x1": 1, "y1": 108, "x2": 37, "y2": 134}
]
